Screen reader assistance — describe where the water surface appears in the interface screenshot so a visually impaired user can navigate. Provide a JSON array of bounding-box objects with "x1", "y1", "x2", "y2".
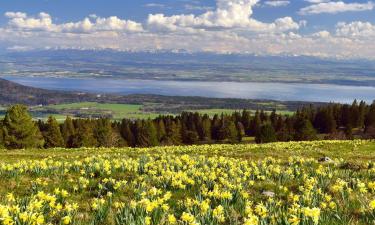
[{"x1": 3, "y1": 76, "x2": 375, "y2": 103}]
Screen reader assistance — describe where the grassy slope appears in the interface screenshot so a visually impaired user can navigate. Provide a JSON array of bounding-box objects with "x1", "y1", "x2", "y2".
[
  {"x1": 28, "y1": 102, "x2": 294, "y2": 120},
  {"x1": 35, "y1": 102, "x2": 162, "y2": 120},
  {"x1": 0, "y1": 140, "x2": 374, "y2": 225},
  {"x1": 0, "y1": 140, "x2": 373, "y2": 163}
]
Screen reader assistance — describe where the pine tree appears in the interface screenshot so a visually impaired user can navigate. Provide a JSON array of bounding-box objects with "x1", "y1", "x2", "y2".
[
  {"x1": 249, "y1": 111, "x2": 261, "y2": 136},
  {"x1": 294, "y1": 118, "x2": 317, "y2": 141},
  {"x1": 94, "y1": 118, "x2": 114, "y2": 147},
  {"x1": 0, "y1": 121, "x2": 4, "y2": 148},
  {"x1": 134, "y1": 120, "x2": 159, "y2": 147},
  {"x1": 255, "y1": 123, "x2": 277, "y2": 144},
  {"x1": 43, "y1": 116, "x2": 64, "y2": 148},
  {"x1": 241, "y1": 110, "x2": 252, "y2": 136},
  {"x1": 71, "y1": 119, "x2": 97, "y2": 148},
  {"x1": 61, "y1": 116, "x2": 75, "y2": 148},
  {"x1": 226, "y1": 120, "x2": 239, "y2": 143},
  {"x1": 2, "y1": 105, "x2": 44, "y2": 149},
  {"x1": 120, "y1": 119, "x2": 135, "y2": 147},
  {"x1": 365, "y1": 103, "x2": 375, "y2": 133}
]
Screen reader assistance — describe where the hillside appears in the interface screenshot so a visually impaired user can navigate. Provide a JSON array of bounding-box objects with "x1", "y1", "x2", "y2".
[
  {"x1": 0, "y1": 77, "x2": 324, "y2": 113},
  {"x1": 0, "y1": 77, "x2": 98, "y2": 105},
  {"x1": 0, "y1": 140, "x2": 374, "y2": 225}
]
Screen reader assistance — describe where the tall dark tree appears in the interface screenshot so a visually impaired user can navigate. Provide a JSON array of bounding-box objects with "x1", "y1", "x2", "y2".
[
  {"x1": 249, "y1": 111, "x2": 261, "y2": 136},
  {"x1": 294, "y1": 118, "x2": 317, "y2": 141},
  {"x1": 2, "y1": 105, "x2": 44, "y2": 149},
  {"x1": 241, "y1": 110, "x2": 252, "y2": 136},
  {"x1": 0, "y1": 121, "x2": 4, "y2": 148},
  {"x1": 61, "y1": 116, "x2": 75, "y2": 148},
  {"x1": 71, "y1": 119, "x2": 97, "y2": 148},
  {"x1": 120, "y1": 119, "x2": 135, "y2": 147},
  {"x1": 95, "y1": 118, "x2": 114, "y2": 147},
  {"x1": 365, "y1": 103, "x2": 375, "y2": 133},
  {"x1": 43, "y1": 116, "x2": 64, "y2": 148},
  {"x1": 255, "y1": 123, "x2": 277, "y2": 144},
  {"x1": 134, "y1": 120, "x2": 159, "y2": 147}
]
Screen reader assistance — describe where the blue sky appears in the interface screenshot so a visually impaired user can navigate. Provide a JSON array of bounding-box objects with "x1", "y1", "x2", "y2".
[{"x1": 0, "y1": 0, "x2": 374, "y2": 59}]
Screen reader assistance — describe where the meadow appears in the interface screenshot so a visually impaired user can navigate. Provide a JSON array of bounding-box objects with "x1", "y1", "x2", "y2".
[{"x1": 0, "y1": 140, "x2": 375, "y2": 225}]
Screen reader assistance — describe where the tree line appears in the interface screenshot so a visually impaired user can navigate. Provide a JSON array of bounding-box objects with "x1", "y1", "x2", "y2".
[{"x1": 0, "y1": 100, "x2": 375, "y2": 149}]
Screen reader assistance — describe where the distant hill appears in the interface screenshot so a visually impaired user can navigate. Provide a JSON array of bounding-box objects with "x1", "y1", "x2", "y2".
[
  {"x1": 0, "y1": 77, "x2": 324, "y2": 112},
  {"x1": 2, "y1": 49, "x2": 375, "y2": 86},
  {"x1": 0, "y1": 77, "x2": 98, "y2": 105}
]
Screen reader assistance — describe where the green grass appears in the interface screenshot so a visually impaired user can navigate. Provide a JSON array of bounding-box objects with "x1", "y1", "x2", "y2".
[
  {"x1": 35, "y1": 102, "x2": 161, "y2": 120},
  {"x1": 2, "y1": 103, "x2": 295, "y2": 121}
]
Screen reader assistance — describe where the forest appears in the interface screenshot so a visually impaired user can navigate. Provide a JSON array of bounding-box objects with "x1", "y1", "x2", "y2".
[{"x1": 0, "y1": 100, "x2": 375, "y2": 149}]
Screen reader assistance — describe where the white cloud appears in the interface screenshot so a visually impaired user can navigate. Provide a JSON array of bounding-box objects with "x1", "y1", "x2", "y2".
[
  {"x1": 264, "y1": 1, "x2": 290, "y2": 7},
  {"x1": 299, "y1": 1, "x2": 375, "y2": 15},
  {"x1": 147, "y1": 0, "x2": 300, "y2": 33},
  {"x1": 144, "y1": 3, "x2": 166, "y2": 8},
  {"x1": 4, "y1": 12, "x2": 143, "y2": 33},
  {"x1": 1, "y1": 2, "x2": 375, "y2": 60},
  {"x1": 336, "y1": 21, "x2": 375, "y2": 37},
  {"x1": 304, "y1": 0, "x2": 329, "y2": 3}
]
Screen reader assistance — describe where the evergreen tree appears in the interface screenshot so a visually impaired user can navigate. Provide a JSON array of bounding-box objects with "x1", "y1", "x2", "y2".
[
  {"x1": 365, "y1": 103, "x2": 375, "y2": 132},
  {"x1": 71, "y1": 119, "x2": 97, "y2": 148},
  {"x1": 249, "y1": 111, "x2": 261, "y2": 136},
  {"x1": 199, "y1": 115, "x2": 212, "y2": 141},
  {"x1": 134, "y1": 120, "x2": 159, "y2": 147},
  {"x1": 255, "y1": 123, "x2": 277, "y2": 143},
  {"x1": 120, "y1": 119, "x2": 135, "y2": 147},
  {"x1": 156, "y1": 119, "x2": 166, "y2": 141},
  {"x1": 61, "y1": 116, "x2": 75, "y2": 148},
  {"x1": 241, "y1": 110, "x2": 252, "y2": 136},
  {"x1": 94, "y1": 118, "x2": 114, "y2": 147},
  {"x1": 0, "y1": 121, "x2": 4, "y2": 148},
  {"x1": 2, "y1": 105, "x2": 44, "y2": 149},
  {"x1": 43, "y1": 116, "x2": 64, "y2": 148},
  {"x1": 294, "y1": 118, "x2": 317, "y2": 141},
  {"x1": 226, "y1": 120, "x2": 239, "y2": 143}
]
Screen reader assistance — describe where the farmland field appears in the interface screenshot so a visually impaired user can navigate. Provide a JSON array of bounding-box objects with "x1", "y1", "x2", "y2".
[{"x1": 0, "y1": 140, "x2": 375, "y2": 225}]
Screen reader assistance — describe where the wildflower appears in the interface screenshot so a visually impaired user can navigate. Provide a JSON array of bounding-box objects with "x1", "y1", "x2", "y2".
[
  {"x1": 243, "y1": 215, "x2": 259, "y2": 225},
  {"x1": 62, "y1": 215, "x2": 71, "y2": 225},
  {"x1": 181, "y1": 212, "x2": 195, "y2": 223},
  {"x1": 145, "y1": 216, "x2": 151, "y2": 225},
  {"x1": 168, "y1": 214, "x2": 177, "y2": 224},
  {"x1": 288, "y1": 215, "x2": 300, "y2": 225},
  {"x1": 369, "y1": 200, "x2": 375, "y2": 210},
  {"x1": 303, "y1": 207, "x2": 320, "y2": 224},
  {"x1": 6, "y1": 193, "x2": 15, "y2": 202},
  {"x1": 213, "y1": 205, "x2": 225, "y2": 222},
  {"x1": 254, "y1": 203, "x2": 268, "y2": 218}
]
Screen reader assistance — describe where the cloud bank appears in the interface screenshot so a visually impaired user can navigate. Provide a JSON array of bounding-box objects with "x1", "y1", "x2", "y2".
[{"x1": 1, "y1": 0, "x2": 375, "y2": 60}]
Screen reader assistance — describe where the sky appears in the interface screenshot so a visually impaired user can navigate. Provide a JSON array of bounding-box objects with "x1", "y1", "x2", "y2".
[{"x1": 0, "y1": 0, "x2": 374, "y2": 59}]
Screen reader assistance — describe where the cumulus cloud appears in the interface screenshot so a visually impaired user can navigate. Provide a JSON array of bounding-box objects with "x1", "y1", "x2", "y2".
[
  {"x1": 336, "y1": 21, "x2": 375, "y2": 37},
  {"x1": 299, "y1": 1, "x2": 375, "y2": 15},
  {"x1": 1, "y1": 1, "x2": 375, "y2": 60},
  {"x1": 264, "y1": 1, "x2": 290, "y2": 7},
  {"x1": 147, "y1": 0, "x2": 300, "y2": 33},
  {"x1": 5, "y1": 12, "x2": 143, "y2": 33}
]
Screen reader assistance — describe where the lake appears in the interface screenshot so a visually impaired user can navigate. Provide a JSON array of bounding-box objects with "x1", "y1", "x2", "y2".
[{"x1": 3, "y1": 76, "x2": 375, "y2": 103}]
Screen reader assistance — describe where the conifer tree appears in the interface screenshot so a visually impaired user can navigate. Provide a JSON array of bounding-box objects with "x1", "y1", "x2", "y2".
[
  {"x1": 71, "y1": 119, "x2": 97, "y2": 148},
  {"x1": 0, "y1": 121, "x2": 4, "y2": 148},
  {"x1": 61, "y1": 116, "x2": 75, "y2": 148},
  {"x1": 94, "y1": 118, "x2": 114, "y2": 147},
  {"x1": 2, "y1": 105, "x2": 44, "y2": 149},
  {"x1": 294, "y1": 118, "x2": 317, "y2": 141},
  {"x1": 120, "y1": 119, "x2": 135, "y2": 147},
  {"x1": 43, "y1": 116, "x2": 64, "y2": 148},
  {"x1": 255, "y1": 123, "x2": 277, "y2": 144}
]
